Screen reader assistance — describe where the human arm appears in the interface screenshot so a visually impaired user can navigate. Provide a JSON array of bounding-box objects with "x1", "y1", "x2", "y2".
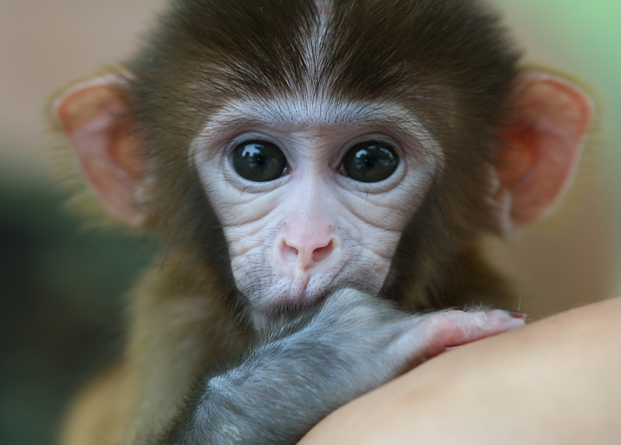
[{"x1": 299, "y1": 298, "x2": 621, "y2": 445}]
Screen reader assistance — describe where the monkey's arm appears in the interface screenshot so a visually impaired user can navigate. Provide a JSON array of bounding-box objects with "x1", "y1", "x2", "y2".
[
  {"x1": 300, "y1": 298, "x2": 621, "y2": 445},
  {"x1": 156, "y1": 289, "x2": 524, "y2": 445}
]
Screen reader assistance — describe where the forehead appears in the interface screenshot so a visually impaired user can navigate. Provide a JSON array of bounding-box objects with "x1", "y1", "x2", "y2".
[
  {"x1": 170, "y1": 1, "x2": 440, "y2": 105},
  {"x1": 203, "y1": 96, "x2": 435, "y2": 147},
  {"x1": 210, "y1": 97, "x2": 411, "y2": 127}
]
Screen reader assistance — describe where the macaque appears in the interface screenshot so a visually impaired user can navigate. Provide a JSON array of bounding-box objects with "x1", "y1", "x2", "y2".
[{"x1": 51, "y1": 0, "x2": 593, "y2": 444}]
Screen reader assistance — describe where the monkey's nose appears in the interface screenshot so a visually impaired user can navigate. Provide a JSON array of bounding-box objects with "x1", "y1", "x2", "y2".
[{"x1": 279, "y1": 236, "x2": 338, "y2": 270}]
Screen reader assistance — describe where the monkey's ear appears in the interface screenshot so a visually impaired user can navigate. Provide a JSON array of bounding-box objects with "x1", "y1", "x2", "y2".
[
  {"x1": 494, "y1": 73, "x2": 594, "y2": 233},
  {"x1": 52, "y1": 75, "x2": 148, "y2": 227}
]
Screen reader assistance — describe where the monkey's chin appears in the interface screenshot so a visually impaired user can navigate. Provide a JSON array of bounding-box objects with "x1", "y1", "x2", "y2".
[
  {"x1": 246, "y1": 285, "x2": 373, "y2": 332},
  {"x1": 247, "y1": 291, "x2": 330, "y2": 332},
  {"x1": 249, "y1": 310, "x2": 277, "y2": 332},
  {"x1": 242, "y1": 279, "x2": 332, "y2": 322}
]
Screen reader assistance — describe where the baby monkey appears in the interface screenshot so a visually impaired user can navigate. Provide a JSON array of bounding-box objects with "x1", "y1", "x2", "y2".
[{"x1": 52, "y1": 0, "x2": 592, "y2": 444}]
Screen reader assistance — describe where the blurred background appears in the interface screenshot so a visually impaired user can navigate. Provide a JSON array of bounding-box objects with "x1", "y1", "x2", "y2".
[{"x1": 0, "y1": 1, "x2": 619, "y2": 444}]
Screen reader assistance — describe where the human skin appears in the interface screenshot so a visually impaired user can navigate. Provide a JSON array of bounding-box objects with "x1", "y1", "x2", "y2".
[{"x1": 299, "y1": 298, "x2": 621, "y2": 445}]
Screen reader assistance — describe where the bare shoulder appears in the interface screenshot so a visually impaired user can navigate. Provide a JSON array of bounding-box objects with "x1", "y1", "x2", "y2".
[{"x1": 300, "y1": 299, "x2": 621, "y2": 445}]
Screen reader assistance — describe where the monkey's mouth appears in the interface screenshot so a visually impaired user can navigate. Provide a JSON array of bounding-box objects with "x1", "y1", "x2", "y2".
[
  {"x1": 246, "y1": 288, "x2": 334, "y2": 332},
  {"x1": 241, "y1": 271, "x2": 336, "y2": 308},
  {"x1": 238, "y1": 261, "x2": 385, "y2": 331}
]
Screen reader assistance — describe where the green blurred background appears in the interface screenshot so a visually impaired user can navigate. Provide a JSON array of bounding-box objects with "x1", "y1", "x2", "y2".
[{"x1": 0, "y1": 1, "x2": 619, "y2": 444}]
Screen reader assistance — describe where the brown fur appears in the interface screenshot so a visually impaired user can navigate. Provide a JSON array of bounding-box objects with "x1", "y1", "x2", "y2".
[{"x1": 55, "y1": 0, "x2": 529, "y2": 443}]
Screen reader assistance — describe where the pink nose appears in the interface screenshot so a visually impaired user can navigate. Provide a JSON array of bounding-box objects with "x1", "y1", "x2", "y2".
[
  {"x1": 281, "y1": 238, "x2": 335, "y2": 266},
  {"x1": 278, "y1": 226, "x2": 337, "y2": 270}
]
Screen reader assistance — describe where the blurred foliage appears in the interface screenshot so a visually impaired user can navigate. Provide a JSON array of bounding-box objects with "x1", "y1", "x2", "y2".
[{"x1": 0, "y1": 178, "x2": 153, "y2": 445}]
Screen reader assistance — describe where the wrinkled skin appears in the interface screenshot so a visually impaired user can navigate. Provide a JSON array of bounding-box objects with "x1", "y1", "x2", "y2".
[{"x1": 193, "y1": 99, "x2": 440, "y2": 327}]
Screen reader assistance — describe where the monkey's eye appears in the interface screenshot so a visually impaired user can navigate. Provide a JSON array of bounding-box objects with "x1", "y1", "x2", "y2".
[
  {"x1": 342, "y1": 142, "x2": 399, "y2": 183},
  {"x1": 232, "y1": 140, "x2": 287, "y2": 182}
]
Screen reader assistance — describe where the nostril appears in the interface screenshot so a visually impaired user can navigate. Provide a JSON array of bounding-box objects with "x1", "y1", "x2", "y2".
[
  {"x1": 312, "y1": 240, "x2": 334, "y2": 262},
  {"x1": 283, "y1": 243, "x2": 299, "y2": 262}
]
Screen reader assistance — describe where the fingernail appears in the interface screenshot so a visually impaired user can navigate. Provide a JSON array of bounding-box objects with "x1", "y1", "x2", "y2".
[{"x1": 506, "y1": 310, "x2": 527, "y2": 320}]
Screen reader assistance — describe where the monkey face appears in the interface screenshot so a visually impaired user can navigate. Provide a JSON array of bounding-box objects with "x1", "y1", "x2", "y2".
[
  {"x1": 51, "y1": 0, "x2": 593, "y2": 331},
  {"x1": 192, "y1": 97, "x2": 441, "y2": 323}
]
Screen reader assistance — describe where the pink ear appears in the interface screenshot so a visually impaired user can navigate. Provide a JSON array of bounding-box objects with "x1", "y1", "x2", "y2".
[
  {"x1": 495, "y1": 73, "x2": 594, "y2": 231},
  {"x1": 53, "y1": 76, "x2": 147, "y2": 227}
]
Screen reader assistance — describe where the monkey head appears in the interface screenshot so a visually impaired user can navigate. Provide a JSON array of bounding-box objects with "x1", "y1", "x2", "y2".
[{"x1": 50, "y1": 0, "x2": 593, "y2": 327}]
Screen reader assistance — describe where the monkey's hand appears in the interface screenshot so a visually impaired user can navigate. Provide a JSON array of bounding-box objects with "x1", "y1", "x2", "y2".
[{"x1": 158, "y1": 289, "x2": 525, "y2": 445}]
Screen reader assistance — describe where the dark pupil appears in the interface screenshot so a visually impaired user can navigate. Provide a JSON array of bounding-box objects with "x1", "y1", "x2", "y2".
[
  {"x1": 343, "y1": 142, "x2": 399, "y2": 183},
  {"x1": 232, "y1": 141, "x2": 286, "y2": 182}
]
